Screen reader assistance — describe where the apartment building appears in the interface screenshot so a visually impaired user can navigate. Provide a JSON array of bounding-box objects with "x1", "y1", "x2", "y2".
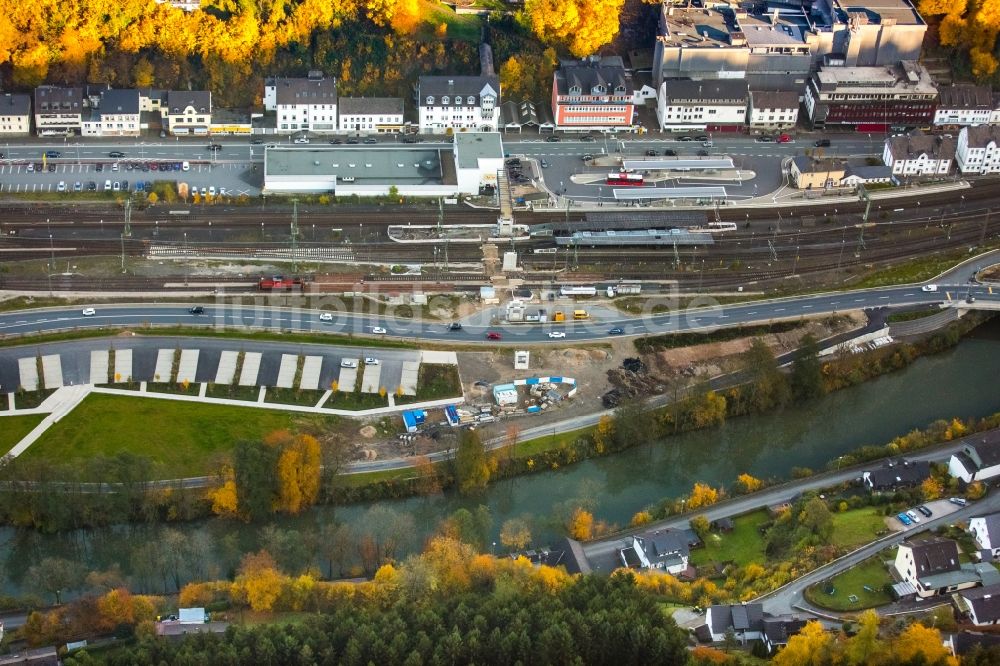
[
  {"x1": 264, "y1": 72, "x2": 339, "y2": 135},
  {"x1": 0, "y1": 94, "x2": 31, "y2": 135},
  {"x1": 417, "y1": 75, "x2": 500, "y2": 133},
  {"x1": 551, "y1": 56, "x2": 634, "y2": 130}
]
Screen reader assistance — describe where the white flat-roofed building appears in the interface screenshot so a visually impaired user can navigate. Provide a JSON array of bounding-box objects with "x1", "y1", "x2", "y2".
[
  {"x1": 418, "y1": 75, "x2": 500, "y2": 133},
  {"x1": 338, "y1": 97, "x2": 404, "y2": 134},
  {"x1": 454, "y1": 132, "x2": 504, "y2": 194},
  {"x1": 0, "y1": 94, "x2": 31, "y2": 135},
  {"x1": 957, "y1": 125, "x2": 1000, "y2": 174},
  {"x1": 265, "y1": 72, "x2": 338, "y2": 135}
]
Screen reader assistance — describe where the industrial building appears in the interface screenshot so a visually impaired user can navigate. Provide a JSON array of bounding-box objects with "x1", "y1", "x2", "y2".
[
  {"x1": 263, "y1": 132, "x2": 504, "y2": 197},
  {"x1": 652, "y1": 0, "x2": 927, "y2": 92},
  {"x1": 804, "y1": 61, "x2": 937, "y2": 130}
]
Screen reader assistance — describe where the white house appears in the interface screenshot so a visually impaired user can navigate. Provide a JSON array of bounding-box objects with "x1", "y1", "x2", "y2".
[
  {"x1": 33, "y1": 86, "x2": 84, "y2": 136},
  {"x1": 705, "y1": 603, "x2": 764, "y2": 643},
  {"x1": 882, "y1": 133, "x2": 955, "y2": 176},
  {"x1": 969, "y1": 513, "x2": 1000, "y2": 559},
  {"x1": 160, "y1": 90, "x2": 212, "y2": 136},
  {"x1": 657, "y1": 79, "x2": 748, "y2": 131},
  {"x1": 961, "y1": 584, "x2": 1000, "y2": 626},
  {"x1": 748, "y1": 91, "x2": 799, "y2": 130},
  {"x1": 894, "y1": 537, "x2": 990, "y2": 598},
  {"x1": 949, "y1": 435, "x2": 1000, "y2": 483},
  {"x1": 338, "y1": 97, "x2": 404, "y2": 134},
  {"x1": 0, "y1": 94, "x2": 31, "y2": 135},
  {"x1": 957, "y1": 125, "x2": 1000, "y2": 175},
  {"x1": 617, "y1": 529, "x2": 691, "y2": 575},
  {"x1": 81, "y1": 89, "x2": 140, "y2": 137},
  {"x1": 454, "y1": 132, "x2": 504, "y2": 195},
  {"x1": 418, "y1": 75, "x2": 500, "y2": 134},
  {"x1": 265, "y1": 72, "x2": 338, "y2": 135},
  {"x1": 934, "y1": 84, "x2": 999, "y2": 127}
]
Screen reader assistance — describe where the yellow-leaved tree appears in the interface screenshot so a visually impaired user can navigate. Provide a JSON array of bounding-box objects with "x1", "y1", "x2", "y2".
[
  {"x1": 566, "y1": 507, "x2": 594, "y2": 540},
  {"x1": 232, "y1": 551, "x2": 284, "y2": 612},
  {"x1": 892, "y1": 623, "x2": 957, "y2": 665},
  {"x1": 275, "y1": 434, "x2": 322, "y2": 514},
  {"x1": 523, "y1": 0, "x2": 626, "y2": 57},
  {"x1": 687, "y1": 482, "x2": 721, "y2": 509},
  {"x1": 773, "y1": 621, "x2": 837, "y2": 666}
]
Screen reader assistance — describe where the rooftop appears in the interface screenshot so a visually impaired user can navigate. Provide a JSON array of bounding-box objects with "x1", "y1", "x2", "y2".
[
  {"x1": 709, "y1": 603, "x2": 764, "y2": 634},
  {"x1": 966, "y1": 433, "x2": 1000, "y2": 468},
  {"x1": 886, "y1": 133, "x2": 957, "y2": 161},
  {"x1": 0, "y1": 93, "x2": 31, "y2": 116},
  {"x1": 164, "y1": 90, "x2": 212, "y2": 114},
  {"x1": 832, "y1": 0, "x2": 925, "y2": 27},
  {"x1": 661, "y1": 79, "x2": 749, "y2": 104},
  {"x1": 905, "y1": 537, "x2": 961, "y2": 576},
  {"x1": 659, "y1": 5, "x2": 813, "y2": 50},
  {"x1": 555, "y1": 56, "x2": 629, "y2": 97},
  {"x1": 938, "y1": 84, "x2": 995, "y2": 110},
  {"x1": 338, "y1": 97, "x2": 403, "y2": 116},
  {"x1": 750, "y1": 90, "x2": 800, "y2": 110},
  {"x1": 97, "y1": 89, "x2": 140, "y2": 116},
  {"x1": 792, "y1": 155, "x2": 846, "y2": 174},
  {"x1": 34, "y1": 85, "x2": 83, "y2": 112},
  {"x1": 454, "y1": 132, "x2": 504, "y2": 170},
  {"x1": 264, "y1": 146, "x2": 450, "y2": 185},
  {"x1": 268, "y1": 75, "x2": 338, "y2": 106},
  {"x1": 418, "y1": 75, "x2": 499, "y2": 104},
  {"x1": 963, "y1": 125, "x2": 1000, "y2": 149},
  {"x1": 814, "y1": 61, "x2": 936, "y2": 95}
]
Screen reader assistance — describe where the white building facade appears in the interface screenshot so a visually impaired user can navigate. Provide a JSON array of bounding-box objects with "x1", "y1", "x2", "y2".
[
  {"x1": 0, "y1": 94, "x2": 31, "y2": 135},
  {"x1": 33, "y1": 86, "x2": 84, "y2": 136},
  {"x1": 81, "y1": 89, "x2": 140, "y2": 137},
  {"x1": 969, "y1": 514, "x2": 1000, "y2": 559},
  {"x1": 747, "y1": 91, "x2": 799, "y2": 130},
  {"x1": 338, "y1": 97, "x2": 404, "y2": 134},
  {"x1": 656, "y1": 79, "x2": 748, "y2": 131},
  {"x1": 957, "y1": 125, "x2": 1000, "y2": 175},
  {"x1": 161, "y1": 91, "x2": 212, "y2": 136},
  {"x1": 882, "y1": 134, "x2": 955, "y2": 176},
  {"x1": 418, "y1": 76, "x2": 500, "y2": 134},
  {"x1": 265, "y1": 73, "x2": 338, "y2": 135},
  {"x1": 934, "y1": 84, "x2": 998, "y2": 127}
]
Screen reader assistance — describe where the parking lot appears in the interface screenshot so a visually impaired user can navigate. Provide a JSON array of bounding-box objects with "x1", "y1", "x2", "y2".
[{"x1": 0, "y1": 159, "x2": 260, "y2": 197}]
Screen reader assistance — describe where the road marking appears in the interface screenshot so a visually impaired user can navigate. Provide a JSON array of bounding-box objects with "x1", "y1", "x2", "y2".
[
  {"x1": 878, "y1": 296, "x2": 889, "y2": 300},
  {"x1": 854, "y1": 299, "x2": 863, "y2": 302},
  {"x1": 802, "y1": 305, "x2": 812, "y2": 308},
  {"x1": 775, "y1": 308, "x2": 785, "y2": 312},
  {"x1": 903, "y1": 293, "x2": 914, "y2": 296}
]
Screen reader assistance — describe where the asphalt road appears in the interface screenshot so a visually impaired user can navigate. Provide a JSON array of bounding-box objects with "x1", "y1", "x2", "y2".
[{"x1": 1, "y1": 258, "x2": 995, "y2": 343}]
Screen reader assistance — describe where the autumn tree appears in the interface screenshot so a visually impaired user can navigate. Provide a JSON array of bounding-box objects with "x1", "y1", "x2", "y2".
[
  {"x1": 455, "y1": 429, "x2": 491, "y2": 495},
  {"x1": 592, "y1": 415, "x2": 615, "y2": 454},
  {"x1": 686, "y1": 482, "x2": 721, "y2": 510},
  {"x1": 275, "y1": 434, "x2": 322, "y2": 514},
  {"x1": 630, "y1": 510, "x2": 653, "y2": 527},
  {"x1": 844, "y1": 610, "x2": 885, "y2": 666},
  {"x1": 791, "y1": 333, "x2": 825, "y2": 401},
  {"x1": 523, "y1": 0, "x2": 627, "y2": 57},
  {"x1": 208, "y1": 465, "x2": 239, "y2": 517},
  {"x1": 773, "y1": 621, "x2": 837, "y2": 666},
  {"x1": 439, "y1": 506, "x2": 493, "y2": 551},
  {"x1": 921, "y1": 476, "x2": 944, "y2": 501},
  {"x1": 566, "y1": 507, "x2": 594, "y2": 540},
  {"x1": 233, "y1": 439, "x2": 278, "y2": 521},
  {"x1": 733, "y1": 473, "x2": 764, "y2": 495},
  {"x1": 500, "y1": 517, "x2": 532, "y2": 551},
  {"x1": 892, "y1": 622, "x2": 957, "y2": 665},
  {"x1": 690, "y1": 515, "x2": 711, "y2": 541},
  {"x1": 232, "y1": 550, "x2": 284, "y2": 612}
]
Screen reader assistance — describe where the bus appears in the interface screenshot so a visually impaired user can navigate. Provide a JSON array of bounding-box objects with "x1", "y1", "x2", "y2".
[{"x1": 606, "y1": 172, "x2": 644, "y2": 186}]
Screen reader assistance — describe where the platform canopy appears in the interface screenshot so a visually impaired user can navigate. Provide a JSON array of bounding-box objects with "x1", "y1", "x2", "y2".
[
  {"x1": 622, "y1": 158, "x2": 734, "y2": 171},
  {"x1": 612, "y1": 186, "x2": 727, "y2": 200}
]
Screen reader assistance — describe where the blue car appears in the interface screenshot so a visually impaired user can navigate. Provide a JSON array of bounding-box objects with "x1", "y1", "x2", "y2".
[
  {"x1": 897, "y1": 512, "x2": 912, "y2": 526},
  {"x1": 608, "y1": 327, "x2": 625, "y2": 335}
]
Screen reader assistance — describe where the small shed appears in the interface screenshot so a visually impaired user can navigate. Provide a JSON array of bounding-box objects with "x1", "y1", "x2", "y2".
[
  {"x1": 402, "y1": 409, "x2": 427, "y2": 433},
  {"x1": 492, "y1": 383, "x2": 519, "y2": 406},
  {"x1": 178, "y1": 607, "x2": 207, "y2": 624},
  {"x1": 514, "y1": 351, "x2": 530, "y2": 370},
  {"x1": 480, "y1": 285, "x2": 498, "y2": 304}
]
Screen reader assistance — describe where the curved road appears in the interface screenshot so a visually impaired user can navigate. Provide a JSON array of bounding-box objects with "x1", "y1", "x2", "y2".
[{"x1": 1, "y1": 251, "x2": 997, "y2": 343}]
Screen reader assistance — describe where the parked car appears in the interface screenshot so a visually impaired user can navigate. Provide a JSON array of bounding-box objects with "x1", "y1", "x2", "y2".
[
  {"x1": 26, "y1": 163, "x2": 34, "y2": 172},
  {"x1": 364, "y1": 357, "x2": 380, "y2": 365},
  {"x1": 677, "y1": 136, "x2": 693, "y2": 142},
  {"x1": 73, "y1": 181, "x2": 82, "y2": 192},
  {"x1": 95, "y1": 163, "x2": 103, "y2": 172},
  {"x1": 104, "y1": 180, "x2": 113, "y2": 191},
  {"x1": 917, "y1": 505, "x2": 933, "y2": 517},
  {"x1": 777, "y1": 133, "x2": 792, "y2": 143},
  {"x1": 208, "y1": 186, "x2": 216, "y2": 197},
  {"x1": 897, "y1": 512, "x2": 912, "y2": 526},
  {"x1": 645, "y1": 149, "x2": 657, "y2": 156},
  {"x1": 582, "y1": 154, "x2": 594, "y2": 161},
  {"x1": 540, "y1": 160, "x2": 550, "y2": 168},
  {"x1": 363, "y1": 137, "x2": 378, "y2": 144},
  {"x1": 580, "y1": 135, "x2": 596, "y2": 142},
  {"x1": 112, "y1": 181, "x2": 121, "y2": 192},
  {"x1": 486, "y1": 332, "x2": 502, "y2": 340},
  {"x1": 546, "y1": 136, "x2": 560, "y2": 142},
  {"x1": 57, "y1": 181, "x2": 66, "y2": 192},
  {"x1": 293, "y1": 137, "x2": 310, "y2": 144},
  {"x1": 663, "y1": 149, "x2": 677, "y2": 156},
  {"x1": 755, "y1": 136, "x2": 775, "y2": 143},
  {"x1": 182, "y1": 161, "x2": 190, "y2": 171},
  {"x1": 250, "y1": 138, "x2": 264, "y2": 145},
  {"x1": 950, "y1": 497, "x2": 968, "y2": 506},
  {"x1": 340, "y1": 359, "x2": 358, "y2": 369},
  {"x1": 906, "y1": 509, "x2": 921, "y2": 523}
]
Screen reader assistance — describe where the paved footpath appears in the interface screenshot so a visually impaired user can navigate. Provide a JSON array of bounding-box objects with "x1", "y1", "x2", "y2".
[{"x1": 5, "y1": 385, "x2": 92, "y2": 457}]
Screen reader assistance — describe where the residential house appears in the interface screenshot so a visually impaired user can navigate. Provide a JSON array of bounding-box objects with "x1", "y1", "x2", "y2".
[
  {"x1": 265, "y1": 72, "x2": 338, "y2": 134},
  {"x1": 862, "y1": 459, "x2": 930, "y2": 492},
  {"x1": 748, "y1": 91, "x2": 800, "y2": 130},
  {"x1": 957, "y1": 125, "x2": 1000, "y2": 175},
  {"x1": 617, "y1": 529, "x2": 691, "y2": 575},
  {"x1": 894, "y1": 537, "x2": 999, "y2": 598},
  {"x1": 762, "y1": 616, "x2": 809, "y2": 654},
  {"x1": 943, "y1": 631, "x2": 1000, "y2": 657},
  {"x1": 705, "y1": 603, "x2": 765, "y2": 643},
  {"x1": 790, "y1": 156, "x2": 846, "y2": 189},
  {"x1": 934, "y1": 84, "x2": 998, "y2": 128},
  {"x1": 839, "y1": 165, "x2": 894, "y2": 187},
  {"x1": 882, "y1": 133, "x2": 955, "y2": 177},
  {"x1": 657, "y1": 79, "x2": 749, "y2": 132},
  {"x1": 551, "y1": 56, "x2": 633, "y2": 130},
  {"x1": 960, "y1": 583, "x2": 1000, "y2": 626},
  {"x1": 160, "y1": 90, "x2": 212, "y2": 136},
  {"x1": 949, "y1": 433, "x2": 1000, "y2": 483},
  {"x1": 33, "y1": 85, "x2": 84, "y2": 136},
  {"x1": 338, "y1": 97, "x2": 404, "y2": 134},
  {"x1": 969, "y1": 513, "x2": 1000, "y2": 559},
  {"x1": 417, "y1": 75, "x2": 500, "y2": 134},
  {"x1": 81, "y1": 89, "x2": 140, "y2": 137},
  {"x1": 0, "y1": 94, "x2": 31, "y2": 135},
  {"x1": 804, "y1": 61, "x2": 937, "y2": 131}
]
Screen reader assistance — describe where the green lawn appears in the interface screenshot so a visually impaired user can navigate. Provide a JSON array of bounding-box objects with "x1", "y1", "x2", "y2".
[
  {"x1": 205, "y1": 384, "x2": 259, "y2": 402},
  {"x1": 851, "y1": 245, "x2": 997, "y2": 289},
  {"x1": 323, "y1": 391, "x2": 388, "y2": 411},
  {"x1": 418, "y1": 0, "x2": 481, "y2": 42},
  {"x1": 513, "y1": 426, "x2": 590, "y2": 459},
  {"x1": 395, "y1": 364, "x2": 464, "y2": 404},
  {"x1": 20, "y1": 393, "x2": 339, "y2": 478},
  {"x1": 804, "y1": 555, "x2": 894, "y2": 612},
  {"x1": 0, "y1": 414, "x2": 46, "y2": 454},
  {"x1": 886, "y1": 308, "x2": 941, "y2": 324},
  {"x1": 830, "y1": 507, "x2": 888, "y2": 549},
  {"x1": 13, "y1": 388, "x2": 56, "y2": 409},
  {"x1": 265, "y1": 388, "x2": 327, "y2": 407},
  {"x1": 690, "y1": 509, "x2": 769, "y2": 568}
]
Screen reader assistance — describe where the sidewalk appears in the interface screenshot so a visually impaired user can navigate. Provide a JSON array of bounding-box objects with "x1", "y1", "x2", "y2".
[{"x1": 5, "y1": 385, "x2": 91, "y2": 457}]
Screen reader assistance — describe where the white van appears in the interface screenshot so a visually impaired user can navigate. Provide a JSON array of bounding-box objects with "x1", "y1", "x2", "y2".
[{"x1": 340, "y1": 359, "x2": 358, "y2": 369}]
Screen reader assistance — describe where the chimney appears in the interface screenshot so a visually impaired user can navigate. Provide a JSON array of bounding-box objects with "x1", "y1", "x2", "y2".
[{"x1": 771, "y1": 9, "x2": 779, "y2": 26}]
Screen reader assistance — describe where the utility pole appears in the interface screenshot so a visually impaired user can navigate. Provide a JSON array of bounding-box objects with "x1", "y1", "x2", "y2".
[
  {"x1": 121, "y1": 233, "x2": 126, "y2": 273},
  {"x1": 982, "y1": 209, "x2": 991, "y2": 246},
  {"x1": 290, "y1": 199, "x2": 299, "y2": 273},
  {"x1": 123, "y1": 198, "x2": 132, "y2": 238},
  {"x1": 437, "y1": 197, "x2": 443, "y2": 235},
  {"x1": 767, "y1": 239, "x2": 778, "y2": 263}
]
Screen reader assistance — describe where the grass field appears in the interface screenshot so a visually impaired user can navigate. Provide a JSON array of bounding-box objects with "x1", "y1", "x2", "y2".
[
  {"x1": 395, "y1": 364, "x2": 463, "y2": 404},
  {"x1": 417, "y1": 0, "x2": 481, "y2": 42},
  {"x1": 886, "y1": 308, "x2": 942, "y2": 323},
  {"x1": 830, "y1": 507, "x2": 888, "y2": 549},
  {"x1": 851, "y1": 245, "x2": 996, "y2": 289},
  {"x1": 20, "y1": 394, "x2": 339, "y2": 478},
  {"x1": 265, "y1": 388, "x2": 327, "y2": 407},
  {"x1": 690, "y1": 509, "x2": 769, "y2": 568},
  {"x1": 324, "y1": 391, "x2": 388, "y2": 411},
  {"x1": 0, "y1": 414, "x2": 46, "y2": 454},
  {"x1": 804, "y1": 555, "x2": 894, "y2": 611}
]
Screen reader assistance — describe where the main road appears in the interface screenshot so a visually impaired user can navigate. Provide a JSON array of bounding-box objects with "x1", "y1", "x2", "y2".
[{"x1": 0, "y1": 250, "x2": 996, "y2": 342}]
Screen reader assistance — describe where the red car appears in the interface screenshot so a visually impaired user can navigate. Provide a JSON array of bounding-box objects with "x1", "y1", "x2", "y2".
[
  {"x1": 486, "y1": 332, "x2": 502, "y2": 340},
  {"x1": 777, "y1": 133, "x2": 792, "y2": 143}
]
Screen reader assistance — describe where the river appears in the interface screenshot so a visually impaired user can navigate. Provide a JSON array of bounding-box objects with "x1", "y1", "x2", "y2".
[{"x1": 4, "y1": 321, "x2": 1000, "y2": 596}]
